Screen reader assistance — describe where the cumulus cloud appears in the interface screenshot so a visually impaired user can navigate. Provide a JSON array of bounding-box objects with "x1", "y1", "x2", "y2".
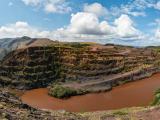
[
  {"x1": 66, "y1": 12, "x2": 114, "y2": 35},
  {"x1": 21, "y1": 0, "x2": 72, "y2": 14},
  {"x1": 15, "y1": 21, "x2": 29, "y2": 28},
  {"x1": 84, "y1": 3, "x2": 109, "y2": 17},
  {"x1": 0, "y1": 14, "x2": 156, "y2": 46},
  {"x1": 8, "y1": 2, "x2": 13, "y2": 6},
  {"x1": 114, "y1": 14, "x2": 139, "y2": 38},
  {"x1": 0, "y1": 21, "x2": 52, "y2": 38},
  {"x1": 53, "y1": 12, "x2": 143, "y2": 43}
]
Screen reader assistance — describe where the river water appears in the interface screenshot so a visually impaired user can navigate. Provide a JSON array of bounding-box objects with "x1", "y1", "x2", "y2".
[{"x1": 9, "y1": 73, "x2": 160, "y2": 112}]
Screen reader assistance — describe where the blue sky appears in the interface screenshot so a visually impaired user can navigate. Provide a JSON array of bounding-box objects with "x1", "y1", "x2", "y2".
[{"x1": 1, "y1": 0, "x2": 160, "y2": 46}]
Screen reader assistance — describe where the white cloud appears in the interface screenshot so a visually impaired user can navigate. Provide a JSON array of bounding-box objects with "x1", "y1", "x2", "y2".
[
  {"x1": 114, "y1": 14, "x2": 139, "y2": 38},
  {"x1": 0, "y1": 14, "x2": 157, "y2": 46},
  {"x1": 66, "y1": 12, "x2": 115, "y2": 35},
  {"x1": 84, "y1": 3, "x2": 109, "y2": 17},
  {"x1": 155, "y1": 29, "x2": 160, "y2": 39},
  {"x1": 149, "y1": 19, "x2": 160, "y2": 33},
  {"x1": 44, "y1": 18, "x2": 52, "y2": 21},
  {"x1": 21, "y1": 0, "x2": 72, "y2": 14},
  {"x1": 0, "y1": 21, "x2": 51, "y2": 38},
  {"x1": 154, "y1": 1, "x2": 160, "y2": 10},
  {"x1": 21, "y1": 0, "x2": 44, "y2": 5},
  {"x1": 147, "y1": 22, "x2": 157, "y2": 26},
  {"x1": 51, "y1": 12, "x2": 160, "y2": 46},
  {"x1": 8, "y1": 2, "x2": 13, "y2": 6},
  {"x1": 53, "y1": 12, "x2": 144, "y2": 43},
  {"x1": 15, "y1": 21, "x2": 29, "y2": 28},
  {"x1": 110, "y1": 0, "x2": 156, "y2": 17},
  {"x1": 148, "y1": 1, "x2": 160, "y2": 10}
]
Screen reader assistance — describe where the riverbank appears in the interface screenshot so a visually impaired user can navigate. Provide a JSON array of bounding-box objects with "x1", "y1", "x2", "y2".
[
  {"x1": 1, "y1": 88, "x2": 160, "y2": 120},
  {"x1": 6, "y1": 72, "x2": 160, "y2": 112}
]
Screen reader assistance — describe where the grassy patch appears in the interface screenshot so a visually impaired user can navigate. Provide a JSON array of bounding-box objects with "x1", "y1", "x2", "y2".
[{"x1": 112, "y1": 110, "x2": 128, "y2": 116}]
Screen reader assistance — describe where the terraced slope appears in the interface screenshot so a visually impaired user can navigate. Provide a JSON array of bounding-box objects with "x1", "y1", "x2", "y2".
[{"x1": 0, "y1": 44, "x2": 159, "y2": 92}]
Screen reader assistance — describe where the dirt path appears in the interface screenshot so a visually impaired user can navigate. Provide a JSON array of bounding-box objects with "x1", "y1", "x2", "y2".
[
  {"x1": 90, "y1": 46, "x2": 114, "y2": 51},
  {"x1": 116, "y1": 49, "x2": 131, "y2": 55}
]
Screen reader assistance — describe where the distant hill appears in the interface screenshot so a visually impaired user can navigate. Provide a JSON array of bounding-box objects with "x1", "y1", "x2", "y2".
[{"x1": 0, "y1": 36, "x2": 57, "y2": 60}]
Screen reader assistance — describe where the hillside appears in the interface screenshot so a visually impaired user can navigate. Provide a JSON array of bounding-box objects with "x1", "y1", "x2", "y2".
[
  {"x1": 0, "y1": 43, "x2": 160, "y2": 119},
  {"x1": 0, "y1": 36, "x2": 59, "y2": 60},
  {"x1": 0, "y1": 43, "x2": 159, "y2": 93}
]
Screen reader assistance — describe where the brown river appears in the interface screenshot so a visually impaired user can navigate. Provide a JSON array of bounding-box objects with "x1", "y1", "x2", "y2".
[{"x1": 9, "y1": 73, "x2": 160, "y2": 112}]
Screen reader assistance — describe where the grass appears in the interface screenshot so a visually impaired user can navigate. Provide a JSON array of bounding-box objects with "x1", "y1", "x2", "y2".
[{"x1": 112, "y1": 110, "x2": 128, "y2": 116}]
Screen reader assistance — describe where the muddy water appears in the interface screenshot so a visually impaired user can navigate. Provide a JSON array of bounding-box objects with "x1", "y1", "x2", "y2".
[{"x1": 11, "y1": 73, "x2": 160, "y2": 112}]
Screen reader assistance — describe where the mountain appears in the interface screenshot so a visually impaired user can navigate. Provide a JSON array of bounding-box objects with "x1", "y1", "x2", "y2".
[{"x1": 0, "y1": 36, "x2": 57, "y2": 60}]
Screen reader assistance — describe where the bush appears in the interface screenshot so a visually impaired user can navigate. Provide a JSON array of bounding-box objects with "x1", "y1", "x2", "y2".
[
  {"x1": 154, "y1": 87, "x2": 160, "y2": 95},
  {"x1": 157, "y1": 99, "x2": 160, "y2": 105},
  {"x1": 10, "y1": 92, "x2": 19, "y2": 99},
  {"x1": 74, "y1": 51, "x2": 82, "y2": 54},
  {"x1": 139, "y1": 103, "x2": 146, "y2": 107},
  {"x1": 71, "y1": 43, "x2": 90, "y2": 48},
  {"x1": 81, "y1": 62, "x2": 90, "y2": 67},
  {"x1": 105, "y1": 43, "x2": 114, "y2": 46},
  {"x1": 48, "y1": 86, "x2": 77, "y2": 98},
  {"x1": 48, "y1": 86, "x2": 85, "y2": 98},
  {"x1": 112, "y1": 110, "x2": 128, "y2": 115},
  {"x1": 79, "y1": 108, "x2": 85, "y2": 113},
  {"x1": 76, "y1": 79, "x2": 81, "y2": 84},
  {"x1": 76, "y1": 88, "x2": 84, "y2": 95},
  {"x1": 150, "y1": 95, "x2": 159, "y2": 106}
]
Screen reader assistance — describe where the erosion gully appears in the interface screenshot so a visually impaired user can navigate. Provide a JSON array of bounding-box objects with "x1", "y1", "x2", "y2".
[{"x1": 8, "y1": 73, "x2": 160, "y2": 112}]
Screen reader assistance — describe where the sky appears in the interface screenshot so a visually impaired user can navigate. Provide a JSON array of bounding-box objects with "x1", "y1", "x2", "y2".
[{"x1": 1, "y1": 0, "x2": 160, "y2": 46}]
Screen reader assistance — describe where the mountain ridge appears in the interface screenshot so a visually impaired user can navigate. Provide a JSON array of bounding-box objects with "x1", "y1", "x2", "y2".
[{"x1": 0, "y1": 36, "x2": 57, "y2": 60}]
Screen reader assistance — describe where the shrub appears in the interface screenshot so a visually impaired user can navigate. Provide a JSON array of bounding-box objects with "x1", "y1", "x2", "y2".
[
  {"x1": 119, "y1": 81, "x2": 125, "y2": 86},
  {"x1": 112, "y1": 110, "x2": 128, "y2": 116},
  {"x1": 48, "y1": 86, "x2": 85, "y2": 98},
  {"x1": 79, "y1": 108, "x2": 85, "y2": 113},
  {"x1": 139, "y1": 103, "x2": 146, "y2": 107},
  {"x1": 59, "y1": 77, "x2": 65, "y2": 82},
  {"x1": 150, "y1": 95, "x2": 159, "y2": 106},
  {"x1": 154, "y1": 87, "x2": 160, "y2": 95},
  {"x1": 10, "y1": 92, "x2": 19, "y2": 99},
  {"x1": 74, "y1": 51, "x2": 81, "y2": 54},
  {"x1": 76, "y1": 79, "x2": 81, "y2": 84},
  {"x1": 105, "y1": 57, "x2": 109, "y2": 60},
  {"x1": 156, "y1": 99, "x2": 160, "y2": 106},
  {"x1": 81, "y1": 62, "x2": 90, "y2": 67},
  {"x1": 105, "y1": 43, "x2": 114, "y2": 46},
  {"x1": 143, "y1": 62, "x2": 153, "y2": 65},
  {"x1": 154, "y1": 61, "x2": 160, "y2": 66},
  {"x1": 71, "y1": 43, "x2": 90, "y2": 48},
  {"x1": 48, "y1": 86, "x2": 77, "y2": 98},
  {"x1": 151, "y1": 51, "x2": 158, "y2": 57},
  {"x1": 76, "y1": 88, "x2": 84, "y2": 94},
  {"x1": 55, "y1": 69, "x2": 60, "y2": 78},
  {"x1": 51, "y1": 45, "x2": 58, "y2": 51}
]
